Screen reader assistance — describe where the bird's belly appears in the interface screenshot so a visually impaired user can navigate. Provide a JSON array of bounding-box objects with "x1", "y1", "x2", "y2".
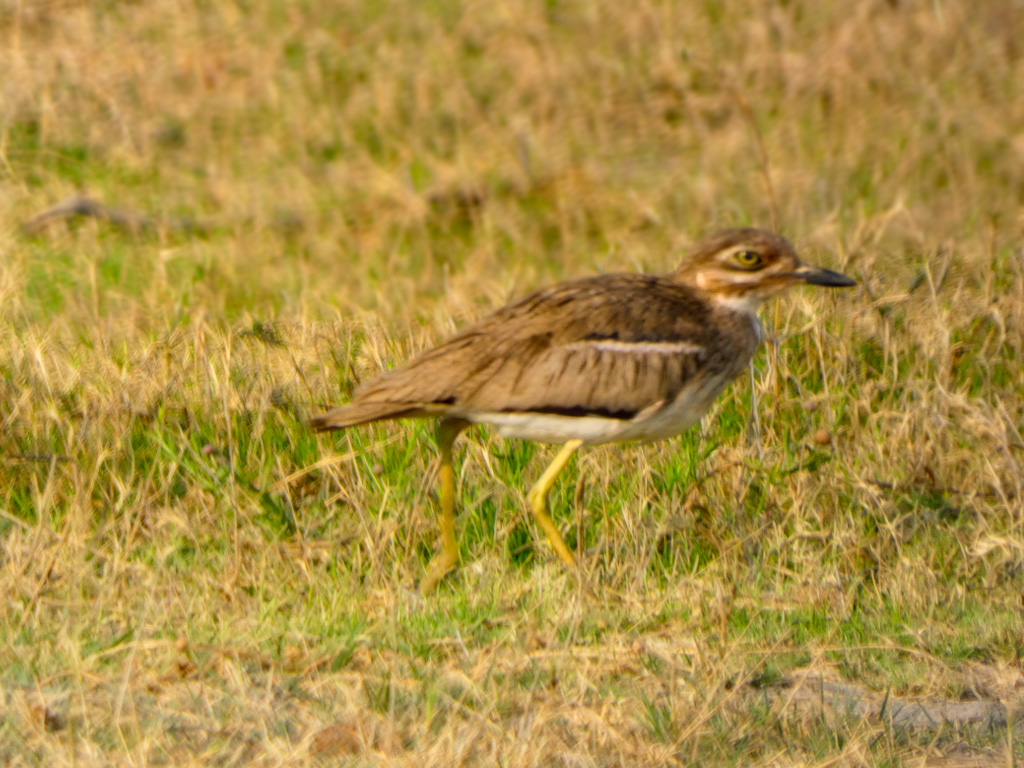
[
  {"x1": 453, "y1": 372, "x2": 736, "y2": 446},
  {"x1": 459, "y1": 411, "x2": 632, "y2": 445},
  {"x1": 614, "y1": 372, "x2": 735, "y2": 443}
]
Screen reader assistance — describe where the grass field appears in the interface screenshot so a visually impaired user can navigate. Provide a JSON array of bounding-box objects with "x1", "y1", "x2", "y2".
[{"x1": 2, "y1": 1, "x2": 1023, "y2": 765}]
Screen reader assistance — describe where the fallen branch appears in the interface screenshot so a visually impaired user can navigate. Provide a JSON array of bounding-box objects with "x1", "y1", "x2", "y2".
[
  {"x1": 22, "y1": 194, "x2": 204, "y2": 235},
  {"x1": 757, "y1": 673, "x2": 1010, "y2": 730},
  {"x1": 868, "y1": 478, "x2": 1017, "y2": 501}
]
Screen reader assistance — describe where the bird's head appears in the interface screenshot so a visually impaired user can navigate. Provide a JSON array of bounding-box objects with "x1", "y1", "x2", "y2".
[{"x1": 672, "y1": 228, "x2": 856, "y2": 310}]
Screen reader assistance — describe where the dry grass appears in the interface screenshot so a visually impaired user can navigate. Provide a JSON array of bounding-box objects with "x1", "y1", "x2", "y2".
[{"x1": 2, "y1": 0, "x2": 1024, "y2": 765}]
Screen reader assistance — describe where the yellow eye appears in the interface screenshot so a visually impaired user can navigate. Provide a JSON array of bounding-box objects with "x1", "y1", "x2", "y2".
[{"x1": 733, "y1": 250, "x2": 763, "y2": 269}]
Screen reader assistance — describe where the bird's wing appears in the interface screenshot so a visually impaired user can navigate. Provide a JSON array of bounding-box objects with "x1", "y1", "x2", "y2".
[{"x1": 346, "y1": 274, "x2": 738, "y2": 421}]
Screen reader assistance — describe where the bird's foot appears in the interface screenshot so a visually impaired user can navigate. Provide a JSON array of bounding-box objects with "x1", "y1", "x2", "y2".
[{"x1": 419, "y1": 548, "x2": 459, "y2": 595}]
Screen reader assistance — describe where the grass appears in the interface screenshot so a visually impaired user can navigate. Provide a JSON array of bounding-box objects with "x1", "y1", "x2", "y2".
[{"x1": 2, "y1": 0, "x2": 1024, "y2": 765}]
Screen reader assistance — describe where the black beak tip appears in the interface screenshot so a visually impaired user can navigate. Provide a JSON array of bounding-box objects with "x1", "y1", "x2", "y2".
[{"x1": 800, "y1": 266, "x2": 857, "y2": 288}]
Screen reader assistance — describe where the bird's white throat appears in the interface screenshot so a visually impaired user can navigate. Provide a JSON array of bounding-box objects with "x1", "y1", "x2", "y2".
[{"x1": 711, "y1": 293, "x2": 766, "y2": 343}]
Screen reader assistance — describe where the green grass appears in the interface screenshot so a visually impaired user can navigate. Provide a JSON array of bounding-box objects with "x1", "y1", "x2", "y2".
[{"x1": 2, "y1": 1, "x2": 1024, "y2": 766}]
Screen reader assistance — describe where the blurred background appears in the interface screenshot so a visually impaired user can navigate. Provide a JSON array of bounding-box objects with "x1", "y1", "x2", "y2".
[{"x1": 1, "y1": 2, "x2": 1022, "y2": 765}]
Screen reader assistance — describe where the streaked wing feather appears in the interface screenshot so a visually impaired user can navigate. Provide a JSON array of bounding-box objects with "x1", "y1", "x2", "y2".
[{"x1": 347, "y1": 274, "x2": 742, "y2": 420}]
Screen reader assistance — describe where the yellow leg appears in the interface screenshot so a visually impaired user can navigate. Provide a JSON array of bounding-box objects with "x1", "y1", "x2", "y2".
[
  {"x1": 419, "y1": 418, "x2": 468, "y2": 594},
  {"x1": 526, "y1": 439, "x2": 584, "y2": 567}
]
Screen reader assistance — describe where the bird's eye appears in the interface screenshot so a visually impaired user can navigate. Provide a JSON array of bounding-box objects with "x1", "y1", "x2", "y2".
[{"x1": 733, "y1": 250, "x2": 763, "y2": 269}]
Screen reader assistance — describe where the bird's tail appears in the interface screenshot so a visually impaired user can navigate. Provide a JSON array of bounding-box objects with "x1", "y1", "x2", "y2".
[{"x1": 309, "y1": 402, "x2": 436, "y2": 431}]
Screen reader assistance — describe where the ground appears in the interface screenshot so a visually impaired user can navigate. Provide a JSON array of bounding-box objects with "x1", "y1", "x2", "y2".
[{"x1": 1, "y1": 1, "x2": 1023, "y2": 765}]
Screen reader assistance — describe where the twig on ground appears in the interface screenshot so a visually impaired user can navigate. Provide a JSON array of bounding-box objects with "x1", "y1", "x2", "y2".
[
  {"x1": 22, "y1": 194, "x2": 204, "y2": 235},
  {"x1": 760, "y1": 673, "x2": 1010, "y2": 730},
  {"x1": 868, "y1": 478, "x2": 1017, "y2": 500}
]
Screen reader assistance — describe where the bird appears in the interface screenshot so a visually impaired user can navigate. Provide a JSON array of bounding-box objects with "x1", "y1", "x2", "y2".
[{"x1": 311, "y1": 228, "x2": 856, "y2": 593}]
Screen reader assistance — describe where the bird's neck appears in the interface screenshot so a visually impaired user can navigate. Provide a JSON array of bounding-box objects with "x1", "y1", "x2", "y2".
[
  {"x1": 708, "y1": 291, "x2": 763, "y2": 315},
  {"x1": 709, "y1": 291, "x2": 766, "y2": 345},
  {"x1": 674, "y1": 271, "x2": 767, "y2": 339}
]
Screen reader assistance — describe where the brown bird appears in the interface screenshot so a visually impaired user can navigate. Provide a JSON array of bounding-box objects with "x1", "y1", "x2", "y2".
[{"x1": 312, "y1": 228, "x2": 855, "y2": 592}]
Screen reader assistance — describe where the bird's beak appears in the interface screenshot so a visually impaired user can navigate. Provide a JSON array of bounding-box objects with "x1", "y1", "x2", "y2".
[{"x1": 789, "y1": 263, "x2": 857, "y2": 288}]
